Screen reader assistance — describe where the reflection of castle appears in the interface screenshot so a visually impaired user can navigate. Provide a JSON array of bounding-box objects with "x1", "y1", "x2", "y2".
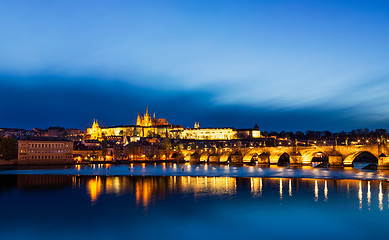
[{"x1": 87, "y1": 107, "x2": 182, "y2": 140}]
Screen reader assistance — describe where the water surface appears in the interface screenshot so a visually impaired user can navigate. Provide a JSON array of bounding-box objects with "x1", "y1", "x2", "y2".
[
  {"x1": 0, "y1": 172, "x2": 388, "y2": 240},
  {"x1": 1, "y1": 163, "x2": 389, "y2": 180}
]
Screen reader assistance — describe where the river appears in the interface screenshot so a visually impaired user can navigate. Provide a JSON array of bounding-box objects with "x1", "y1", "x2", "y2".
[{"x1": 0, "y1": 164, "x2": 388, "y2": 239}]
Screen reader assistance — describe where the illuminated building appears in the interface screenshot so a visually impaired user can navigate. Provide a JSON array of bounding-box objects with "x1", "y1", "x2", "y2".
[
  {"x1": 73, "y1": 140, "x2": 102, "y2": 161},
  {"x1": 87, "y1": 119, "x2": 102, "y2": 140},
  {"x1": 17, "y1": 137, "x2": 73, "y2": 165},
  {"x1": 172, "y1": 124, "x2": 261, "y2": 140},
  {"x1": 87, "y1": 107, "x2": 182, "y2": 139},
  {"x1": 236, "y1": 124, "x2": 261, "y2": 139},
  {"x1": 179, "y1": 127, "x2": 238, "y2": 140},
  {"x1": 136, "y1": 106, "x2": 169, "y2": 127},
  {"x1": 86, "y1": 108, "x2": 261, "y2": 141}
]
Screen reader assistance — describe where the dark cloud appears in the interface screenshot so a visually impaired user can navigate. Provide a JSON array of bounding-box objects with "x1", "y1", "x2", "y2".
[{"x1": 1, "y1": 74, "x2": 387, "y2": 132}]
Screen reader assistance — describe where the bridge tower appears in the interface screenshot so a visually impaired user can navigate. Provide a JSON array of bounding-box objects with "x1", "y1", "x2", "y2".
[{"x1": 378, "y1": 137, "x2": 389, "y2": 169}]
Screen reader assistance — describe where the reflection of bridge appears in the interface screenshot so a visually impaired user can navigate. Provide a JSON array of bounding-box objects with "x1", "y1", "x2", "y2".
[{"x1": 178, "y1": 143, "x2": 389, "y2": 168}]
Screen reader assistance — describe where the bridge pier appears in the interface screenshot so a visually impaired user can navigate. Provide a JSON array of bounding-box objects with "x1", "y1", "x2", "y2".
[
  {"x1": 258, "y1": 155, "x2": 269, "y2": 165},
  {"x1": 378, "y1": 155, "x2": 389, "y2": 169},
  {"x1": 328, "y1": 155, "x2": 343, "y2": 167},
  {"x1": 231, "y1": 154, "x2": 243, "y2": 164},
  {"x1": 289, "y1": 153, "x2": 302, "y2": 166},
  {"x1": 269, "y1": 155, "x2": 279, "y2": 165},
  {"x1": 209, "y1": 155, "x2": 220, "y2": 164},
  {"x1": 190, "y1": 153, "x2": 200, "y2": 164}
]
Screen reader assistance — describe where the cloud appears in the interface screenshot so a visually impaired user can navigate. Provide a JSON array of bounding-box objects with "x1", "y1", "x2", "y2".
[
  {"x1": 1, "y1": 1, "x2": 389, "y2": 131},
  {"x1": 1, "y1": 74, "x2": 388, "y2": 131}
]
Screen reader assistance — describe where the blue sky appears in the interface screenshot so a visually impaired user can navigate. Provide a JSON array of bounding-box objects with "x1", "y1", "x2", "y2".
[{"x1": 0, "y1": 0, "x2": 389, "y2": 131}]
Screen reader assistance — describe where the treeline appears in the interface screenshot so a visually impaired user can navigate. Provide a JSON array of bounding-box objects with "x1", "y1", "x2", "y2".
[
  {"x1": 261, "y1": 128, "x2": 388, "y2": 141},
  {"x1": 0, "y1": 137, "x2": 18, "y2": 160}
]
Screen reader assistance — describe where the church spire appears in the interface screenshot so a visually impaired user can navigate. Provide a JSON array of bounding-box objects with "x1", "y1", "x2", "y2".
[
  {"x1": 146, "y1": 106, "x2": 149, "y2": 116},
  {"x1": 137, "y1": 112, "x2": 141, "y2": 126}
]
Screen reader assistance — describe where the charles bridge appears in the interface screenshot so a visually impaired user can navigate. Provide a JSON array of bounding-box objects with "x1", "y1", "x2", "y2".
[{"x1": 175, "y1": 142, "x2": 389, "y2": 168}]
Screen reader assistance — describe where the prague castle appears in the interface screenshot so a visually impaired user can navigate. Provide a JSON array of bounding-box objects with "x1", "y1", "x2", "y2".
[
  {"x1": 87, "y1": 107, "x2": 261, "y2": 141},
  {"x1": 136, "y1": 107, "x2": 169, "y2": 127},
  {"x1": 87, "y1": 108, "x2": 182, "y2": 140}
]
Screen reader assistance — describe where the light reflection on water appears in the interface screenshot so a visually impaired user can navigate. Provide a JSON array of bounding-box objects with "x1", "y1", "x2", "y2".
[
  {"x1": 5, "y1": 174, "x2": 389, "y2": 211},
  {"x1": 3, "y1": 163, "x2": 389, "y2": 181},
  {"x1": 1, "y1": 174, "x2": 389, "y2": 240}
]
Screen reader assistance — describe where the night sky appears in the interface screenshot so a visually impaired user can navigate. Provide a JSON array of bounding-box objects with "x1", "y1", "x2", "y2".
[{"x1": 1, "y1": 0, "x2": 389, "y2": 131}]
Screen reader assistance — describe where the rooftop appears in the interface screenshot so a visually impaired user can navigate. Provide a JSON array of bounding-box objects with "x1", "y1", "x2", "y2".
[{"x1": 18, "y1": 136, "x2": 72, "y2": 142}]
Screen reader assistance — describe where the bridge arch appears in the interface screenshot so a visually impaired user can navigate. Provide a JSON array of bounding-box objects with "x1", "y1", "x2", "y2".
[
  {"x1": 257, "y1": 152, "x2": 270, "y2": 164},
  {"x1": 219, "y1": 152, "x2": 232, "y2": 163},
  {"x1": 170, "y1": 152, "x2": 184, "y2": 160},
  {"x1": 243, "y1": 152, "x2": 263, "y2": 163},
  {"x1": 269, "y1": 152, "x2": 290, "y2": 166},
  {"x1": 343, "y1": 151, "x2": 378, "y2": 166},
  {"x1": 279, "y1": 152, "x2": 290, "y2": 164},
  {"x1": 301, "y1": 151, "x2": 329, "y2": 165}
]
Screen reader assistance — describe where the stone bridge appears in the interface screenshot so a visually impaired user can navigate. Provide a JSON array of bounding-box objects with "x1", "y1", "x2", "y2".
[{"x1": 175, "y1": 143, "x2": 389, "y2": 168}]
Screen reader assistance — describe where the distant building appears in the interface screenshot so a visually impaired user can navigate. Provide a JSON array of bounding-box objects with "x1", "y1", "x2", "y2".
[
  {"x1": 87, "y1": 119, "x2": 103, "y2": 140},
  {"x1": 73, "y1": 141, "x2": 102, "y2": 161},
  {"x1": 171, "y1": 123, "x2": 261, "y2": 140},
  {"x1": 17, "y1": 137, "x2": 73, "y2": 165},
  {"x1": 81, "y1": 139, "x2": 101, "y2": 148},
  {"x1": 236, "y1": 124, "x2": 261, "y2": 139},
  {"x1": 125, "y1": 138, "x2": 163, "y2": 160},
  {"x1": 87, "y1": 107, "x2": 183, "y2": 139},
  {"x1": 46, "y1": 127, "x2": 66, "y2": 137},
  {"x1": 136, "y1": 106, "x2": 169, "y2": 127},
  {"x1": 179, "y1": 127, "x2": 237, "y2": 140},
  {"x1": 65, "y1": 128, "x2": 81, "y2": 136}
]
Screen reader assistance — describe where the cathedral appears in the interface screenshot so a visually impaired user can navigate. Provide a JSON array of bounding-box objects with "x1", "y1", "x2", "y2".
[
  {"x1": 86, "y1": 107, "x2": 182, "y2": 140},
  {"x1": 136, "y1": 107, "x2": 169, "y2": 127},
  {"x1": 87, "y1": 119, "x2": 103, "y2": 140}
]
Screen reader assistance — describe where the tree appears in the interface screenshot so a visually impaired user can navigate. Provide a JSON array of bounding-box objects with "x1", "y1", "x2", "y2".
[
  {"x1": 161, "y1": 138, "x2": 172, "y2": 160},
  {"x1": 0, "y1": 137, "x2": 17, "y2": 160},
  {"x1": 101, "y1": 140, "x2": 108, "y2": 160}
]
